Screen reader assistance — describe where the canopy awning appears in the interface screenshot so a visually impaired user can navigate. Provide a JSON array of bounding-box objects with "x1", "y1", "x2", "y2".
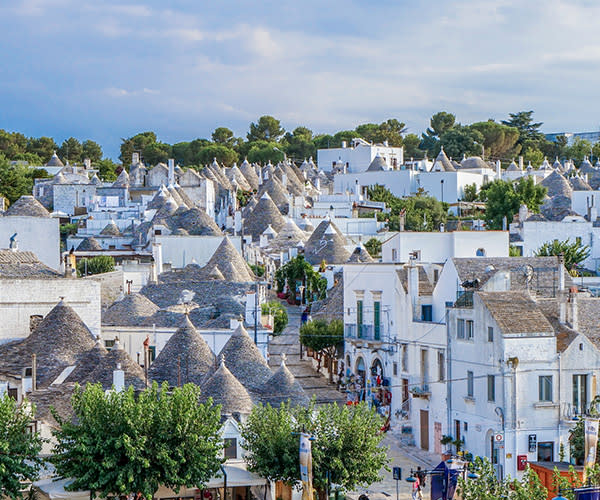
[
  {"x1": 33, "y1": 478, "x2": 90, "y2": 500},
  {"x1": 207, "y1": 463, "x2": 267, "y2": 488}
]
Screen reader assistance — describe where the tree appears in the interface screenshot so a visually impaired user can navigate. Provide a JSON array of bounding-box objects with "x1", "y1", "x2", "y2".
[
  {"x1": 26, "y1": 136, "x2": 58, "y2": 163},
  {"x1": 95, "y1": 158, "x2": 118, "y2": 181},
  {"x1": 247, "y1": 141, "x2": 284, "y2": 164},
  {"x1": 355, "y1": 119, "x2": 406, "y2": 146},
  {"x1": 197, "y1": 145, "x2": 238, "y2": 166},
  {"x1": 282, "y1": 127, "x2": 316, "y2": 160},
  {"x1": 439, "y1": 126, "x2": 483, "y2": 158},
  {"x1": 300, "y1": 319, "x2": 343, "y2": 379},
  {"x1": 58, "y1": 137, "x2": 83, "y2": 163},
  {"x1": 502, "y1": 111, "x2": 544, "y2": 144},
  {"x1": 274, "y1": 256, "x2": 327, "y2": 304},
  {"x1": 82, "y1": 140, "x2": 103, "y2": 162},
  {"x1": 536, "y1": 238, "x2": 591, "y2": 272},
  {"x1": 364, "y1": 237, "x2": 382, "y2": 257},
  {"x1": 462, "y1": 183, "x2": 478, "y2": 202},
  {"x1": 262, "y1": 300, "x2": 288, "y2": 335},
  {"x1": 458, "y1": 457, "x2": 546, "y2": 500},
  {"x1": 211, "y1": 127, "x2": 236, "y2": 146},
  {"x1": 468, "y1": 121, "x2": 520, "y2": 159},
  {"x1": 247, "y1": 116, "x2": 284, "y2": 142},
  {"x1": 482, "y1": 178, "x2": 546, "y2": 229},
  {"x1": 119, "y1": 131, "x2": 158, "y2": 164},
  {"x1": 240, "y1": 401, "x2": 388, "y2": 497},
  {"x1": 402, "y1": 133, "x2": 423, "y2": 159},
  {"x1": 566, "y1": 137, "x2": 593, "y2": 164},
  {"x1": 52, "y1": 383, "x2": 223, "y2": 500},
  {"x1": 0, "y1": 393, "x2": 44, "y2": 499},
  {"x1": 0, "y1": 154, "x2": 36, "y2": 204},
  {"x1": 142, "y1": 142, "x2": 171, "y2": 166},
  {"x1": 421, "y1": 111, "x2": 456, "y2": 155},
  {"x1": 77, "y1": 255, "x2": 115, "y2": 276}
]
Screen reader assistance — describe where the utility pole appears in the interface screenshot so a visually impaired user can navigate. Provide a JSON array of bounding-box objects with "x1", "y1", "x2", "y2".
[{"x1": 254, "y1": 280, "x2": 259, "y2": 345}]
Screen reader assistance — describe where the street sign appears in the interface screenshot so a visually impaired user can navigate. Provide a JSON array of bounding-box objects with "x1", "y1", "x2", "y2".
[
  {"x1": 528, "y1": 434, "x2": 537, "y2": 452},
  {"x1": 494, "y1": 432, "x2": 504, "y2": 444},
  {"x1": 393, "y1": 467, "x2": 402, "y2": 480}
]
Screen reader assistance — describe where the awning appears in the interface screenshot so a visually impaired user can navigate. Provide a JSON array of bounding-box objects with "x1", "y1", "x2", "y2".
[
  {"x1": 33, "y1": 478, "x2": 90, "y2": 500},
  {"x1": 206, "y1": 463, "x2": 267, "y2": 488}
]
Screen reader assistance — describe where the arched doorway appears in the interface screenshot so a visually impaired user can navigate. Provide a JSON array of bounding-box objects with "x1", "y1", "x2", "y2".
[
  {"x1": 371, "y1": 358, "x2": 384, "y2": 378},
  {"x1": 355, "y1": 357, "x2": 366, "y2": 380}
]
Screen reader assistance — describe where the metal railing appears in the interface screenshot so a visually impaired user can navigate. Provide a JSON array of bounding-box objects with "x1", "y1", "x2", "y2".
[
  {"x1": 345, "y1": 323, "x2": 387, "y2": 341},
  {"x1": 454, "y1": 290, "x2": 474, "y2": 308}
]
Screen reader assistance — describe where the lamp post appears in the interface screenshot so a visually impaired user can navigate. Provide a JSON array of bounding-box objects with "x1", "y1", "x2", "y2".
[{"x1": 440, "y1": 179, "x2": 445, "y2": 203}]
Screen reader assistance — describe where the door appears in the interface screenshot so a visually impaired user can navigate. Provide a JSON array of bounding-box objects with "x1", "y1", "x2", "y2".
[
  {"x1": 434, "y1": 422, "x2": 442, "y2": 454},
  {"x1": 420, "y1": 410, "x2": 429, "y2": 450},
  {"x1": 402, "y1": 378, "x2": 409, "y2": 402}
]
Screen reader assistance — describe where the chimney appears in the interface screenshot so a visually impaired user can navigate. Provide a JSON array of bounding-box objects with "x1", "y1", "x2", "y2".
[
  {"x1": 502, "y1": 216, "x2": 507, "y2": 231},
  {"x1": 31, "y1": 354, "x2": 37, "y2": 392},
  {"x1": 407, "y1": 260, "x2": 419, "y2": 320},
  {"x1": 354, "y1": 179, "x2": 361, "y2": 202},
  {"x1": 282, "y1": 172, "x2": 288, "y2": 187},
  {"x1": 518, "y1": 204, "x2": 528, "y2": 223},
  {"x1": 113, "y1": 363, "x2": 125, "y2": 392},
  {"x1": 83, "y1": 158, "x2": 91, "y2": 170},
  {"x1": 152, "y1": 242, "x2": 163, "y2": 275},
  {"x1": 518, "y1": 156, "x2": 524, "y2": 170},
  {"x1": 168, "y1": 158, "x2": 175, "y2": 185},
  {"x1": 496, "y1": 160, "x2": 501, "y2": 178},
  {"x1": 341, "y1": 140, "x2": 347, "y2": 148},
  {"x1": 132, "y1": 152, "x2": 140, "y2": 165},
  {"x1": 569, "y1": 287, "x2": 579, "y2": 331}
]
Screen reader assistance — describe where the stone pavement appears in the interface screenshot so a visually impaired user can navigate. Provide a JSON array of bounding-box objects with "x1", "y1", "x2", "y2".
[{"x1": 268, "y1": 304, "x2": 346, "y2": 404}]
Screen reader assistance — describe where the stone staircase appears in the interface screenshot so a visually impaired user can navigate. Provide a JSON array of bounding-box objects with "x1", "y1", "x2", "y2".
[{"x1": 268, "y1": 305, "x2": 346, "y2": 405}]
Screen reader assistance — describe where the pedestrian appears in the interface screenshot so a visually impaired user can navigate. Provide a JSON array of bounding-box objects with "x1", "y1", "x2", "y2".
[
  {"x1": 411, "y1": 475, "x2": 421, "y2": 500},
  {"x1": 416, "y1": 466, "x2": 426, "y2": 488}
]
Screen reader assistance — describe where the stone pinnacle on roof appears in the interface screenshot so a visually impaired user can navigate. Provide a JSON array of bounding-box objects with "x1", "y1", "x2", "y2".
[
  {"x1": 4, "y1": 196, "x2": 51, "y2": 217},
  {"x1": 149, "y1": 314, "x2": 216, "y2": 387},
  {"x1": 201, "y1": 355, "x2": 254, "y2": 415},
  {"x1": 217, "y1": 324, "x2": 273, "y2": 391},
  {"x1": 46, "y1": 151, "x2": 64, "y2": 167}
]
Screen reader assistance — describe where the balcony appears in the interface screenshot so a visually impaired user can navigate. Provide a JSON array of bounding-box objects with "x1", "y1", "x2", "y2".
[
  {"x1": 345, "y1": 323, "x2": 387, "y2": 342},
  {"x1": 454, "y1": 290, "x2": 474, "y2": 308}
]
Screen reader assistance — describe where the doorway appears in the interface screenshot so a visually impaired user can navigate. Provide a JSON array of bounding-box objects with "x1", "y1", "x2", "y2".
[{"x1": 420, "y1": 410, "x2": 429, "y2": 450}]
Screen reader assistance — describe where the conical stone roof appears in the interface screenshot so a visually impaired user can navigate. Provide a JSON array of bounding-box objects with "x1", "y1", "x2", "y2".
[
  {"x1": 266, "y1": 220, "x2": 308, "y2": 251},
  {"x1": 149, "y1": 315, "x2": 216, "y2": 387},
  {"x1": 100, "y1": 220, "x2": 122, "y2": 236},
  {"x1": 347, "y1": 245, "x2": 375, "y2": 263},
  {"x1": 201, "y1": 357, "x2": 254, "y2": 415},
  {"x1": 258, "y1": 177, "x2": 290, "y2": 214},
  {"x1": 366, "y1": 154, "x2": 387, "y2": 172},
  {"x1": 262, "y1": 357, "x2": 309, "y2": 407},
  {"x1": 103, "y1": 293, "x2": 159, "y2": 326},
  {"x1": 4, "y1": 196, "x2": 51, "y2": 217},
  {"x1": 243, "y1": 193, "x2": 286, "y2": 242},
  {"x1": 112, "y1": 169, "x2": 129, "y2": 188},
  {"x1": 46, "y1": 151, "x2": 64, "y2": 167},
  {"x1": 228, "y1": 164, "x2": 252, "y2": 192},
  {"x1": 579, "y1": 157, "x2": 596, "y2": 174},
  {"x1": 239, "y1": 159, "x2": 259, "y2": 190},
  {"x1": 432, "y1": 147, "x2": 456, "y2": 172},
  {"x1": 217, "y1": 324, "x2": 273, "y2": 391},
  {"x1": 202, "y1": 236, "x2": 255, "y2": 282},
  {"x1": 87, "y1": 340, "x2": 146, "y2": 390},
  {"x1": 77, "y1": 237, "x2": 103, "y2": 251},
  {"x1": 540, "y1": 171, "x2": 573, "y2": 198},
  {"x1": 172, "y1": 208, "x2": 222, "y2": 236},
  {"x1": 304, "y1": 221, "x2": 350, "y2": 265},
  {"x1": 570, "y1": 175, "x2": 592, "y2": 191}
]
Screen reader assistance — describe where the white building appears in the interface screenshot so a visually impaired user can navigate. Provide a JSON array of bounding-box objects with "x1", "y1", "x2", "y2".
[{"x1": 318, "y1": 138, "x2": 404, "y2": 173}]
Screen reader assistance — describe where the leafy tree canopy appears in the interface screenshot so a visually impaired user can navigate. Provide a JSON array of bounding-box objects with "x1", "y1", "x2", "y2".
[
  {"x1": 502, "y1": 110, "x2": 544, "y2": 144},
  {"x1": 536, "y1": 238, "x2": 591, "y2": 272},
  {"x1": 240, "y1": 401, "x2": 389, "y2": 494},
  {"x1": 197, "y1": 144, "x2": 238, "y2": 166},
  {"x1": 247, "y1": 115, "x2": 284, "y2": 142},
  {"x1": 468, "y1": 121, "x2": 520, "y2": 159},
  {"x1": 0, "y1": 393, "x2": 44, "y2": 499},
  {"x1": 364, "y1": 237, "x2": 382, "y2": 257},
  {"x1": 275, "y1": 256, "x2": 327, "y2": 304},
  {"x1": 52, "y1": 383, "x2": 223, "y2": 500},
  {"x1": 58, "y1": 137, "x2": 83, "y2": 162},
  {"x1": 300, "y1": 318, "x2": 343, "y2": 356},
  {"x1": 261, "y1": 300, "x2": 288, "y2": 335},
  {"x1": 77, "y1": 255, "x2": 115, "y2": 276}
]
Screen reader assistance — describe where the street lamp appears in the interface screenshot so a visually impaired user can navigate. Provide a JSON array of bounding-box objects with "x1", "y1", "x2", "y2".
[{"x1": 440, "y1": 179, "x2": 444, "y2": 203}]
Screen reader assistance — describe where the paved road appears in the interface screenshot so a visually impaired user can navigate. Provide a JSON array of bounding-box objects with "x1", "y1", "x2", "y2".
[{"x1": 268, "y1": 304, "x2": 345, "y2": 404}]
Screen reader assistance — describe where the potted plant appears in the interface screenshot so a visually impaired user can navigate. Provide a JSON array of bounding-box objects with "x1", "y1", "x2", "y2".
[{"x1": 440, "y1": 435, "x2": 454, "y2": 460}]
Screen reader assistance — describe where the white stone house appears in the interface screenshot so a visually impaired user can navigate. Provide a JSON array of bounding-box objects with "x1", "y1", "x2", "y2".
[{"x1": 318, "y1": 138, "x2": 404, "y2": 173}]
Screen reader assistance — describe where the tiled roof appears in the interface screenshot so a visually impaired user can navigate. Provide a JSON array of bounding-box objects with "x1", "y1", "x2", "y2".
[
  {"x1": 201, "y1": 358, "x2": 254, "y2": 415},
  {"x1": 102, "y1": 293, "x2": 160, "y2": 326},
  {"x1": 304, "y1": 221, "x2": 350, "y2": 265},
  {"x1": 77, "y1": 237, "x2": 103, "y2": 251},
  {"x1": 0, "y1": 250, "x2": 61, "y2": 279},
  {"x1": 261, "y1": 358, "x2": 309, "y2": 407},
  {"x1": 243, "y1": 193, "x2": 286, "y2": 242},
  {"x1": 4, "y1": 196, "x2": 50, "y2": 217}
]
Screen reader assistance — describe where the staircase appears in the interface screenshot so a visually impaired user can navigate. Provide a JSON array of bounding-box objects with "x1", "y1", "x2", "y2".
[{"x1": 268, "y1": 305, "x2": 346, "y2": 405}]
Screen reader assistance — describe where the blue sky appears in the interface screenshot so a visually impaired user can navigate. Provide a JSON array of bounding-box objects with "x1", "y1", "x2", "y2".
[{"x1": 1, "y1": 0, "x2": 600, "y2": 159}]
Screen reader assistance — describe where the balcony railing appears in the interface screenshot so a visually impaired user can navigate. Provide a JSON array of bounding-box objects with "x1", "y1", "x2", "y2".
[
  {"x1": 345, "y1": 323, "x2": 387, "y2": 341},
  {"x1": 454, "y1": 290, "x2": 474, "y2": 308}
]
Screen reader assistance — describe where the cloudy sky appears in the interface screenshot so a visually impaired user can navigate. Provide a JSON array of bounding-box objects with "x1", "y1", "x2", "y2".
[{"x1": 1, "y1": 0, "x2": 600, "y2": 158}]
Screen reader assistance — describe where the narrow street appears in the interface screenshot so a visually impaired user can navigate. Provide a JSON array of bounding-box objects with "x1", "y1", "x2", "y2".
[{"x1": 268, "y1": 304, "x2": 442, "y2": 500}]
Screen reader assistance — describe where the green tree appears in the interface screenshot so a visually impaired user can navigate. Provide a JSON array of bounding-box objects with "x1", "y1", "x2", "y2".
[
  {"x1": 566, "y1": 137, "x2": 593, "y2": 164},
  {"x1": 482, "y1": 178, "x2": 546, "y2": 229},
  {"x1": 364, "y1": 237, "x2": 382, "y2": 257},
  {"x1": 0, "y1": 154, "x2": 36, "y2": 204},
  {"x1": 26, "y1": 136, "x2": 58, "y2": 163},
  {"x1": 12, "y1": 152, "x2": 43, "y2": 165},
  {"x1": 58, "y1": 137, "x2": 83, "y2": 162},
  {"x1": 95, "y1": 158, "x2": 118, "y2": 181},
  {"x1": 247, "y1": 116, "x2": 284, "y2": 142},
  {"x1": 282, "y1": 127, "x2": 317, "y2": 160},
  {"x1": 522, "y1": 145, "x2": 544, "y2": 166},
  {"x1": 439, "y1": 126, "x2": 483, "y2": 158},
  {"x1": 211, "y1": 127, "x2": 236, "y2": 147},
  {"x1": 502, "y1": 111, "x2": 544, "y2": 145},
  {"x1": 468, "y1": 121, "x2": 520, "y2": 159},
  {"x1": 119, "y1": 131, "x2": 158, "y2": 164},
  {"x1": 535, "y1": 238, "x2": 591, "y2": 272},
  {"x1": 52, "y1": 383, "x2": 223, "y2": 500},
  {"x1": 0, "y1": 393, "x2": 44, "y2": 499},
  {"x1": 355, "y1": 119, "x2": 406, "y2": 146},
  {"x1": 402, "y1": 133, "x2": 423, "y2": 159},
  {"x1": 300, "y1": 319, "x2": 343, "y2": 378},
  {"x1": 82, "y1": 140, "x2": 103, "y2": 162},
  {"x1": 77, "y1": 255, "x2": 115, "y2": 276},
  {"x1": 197, "y1": 145, "x2": 238, "y2": 166},
  {"x1": 458, "y1": 457, "x2": 546, "y2": 500},
  {"x1": 0, "y1": 130, "x2": 27, "y2": 158},
  {"x1": 142, "y1": 142, "x2": 172, "y2": 166},
  {"x1": 514, "y1": 176, "x2": 546, "y2": 213},
  {"x1": 462, "y1": 183, "x2": 478, "y2": 202},
  {"x1": 240, "y1": 401, "x2": 388, "y2": 496},
  {"x1": 421, "y1": 111, "x2": 456, "y2": 155},
  {"x1": 262, "y1": 300, "x2": 288, "y2": 335},
  {"x1": 247, "y1": 141, "x2": 284, "y2": 164},
  {"x1": 274, "y1": 256, "x2": 327, "y2": 304}
]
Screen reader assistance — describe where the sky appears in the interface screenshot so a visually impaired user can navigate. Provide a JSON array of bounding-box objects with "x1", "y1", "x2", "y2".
[{"x1": 1, "y1": 0, "x2": 600, "y2": 159}]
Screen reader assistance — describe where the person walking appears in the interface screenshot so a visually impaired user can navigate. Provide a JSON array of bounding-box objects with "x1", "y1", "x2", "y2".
[{"x1": 411, "y1": 475, "x2": 422, "y2": 500}]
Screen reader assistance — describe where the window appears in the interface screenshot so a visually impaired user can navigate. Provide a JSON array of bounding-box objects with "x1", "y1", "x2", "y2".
[
  {"x1": 487, "y1": 375, "x2": 496, "y2": 402},
  {"x1": 466, "y1": 320, "x2": 474, "y2": 340},
  {"x1": 374, "y1": 301, "x2": 381, "y2": 340},
  {"x1": 438, "y1": 352, "x2": 445, "y2": 381},
  {"x1": 421, "y1": 305, "x2": 433, "y2": 322},
  {"x1": 401, "y1": 344, "x2": 408, "y2": 372},
  {"x1": 488, "y1": 327, "x2": 494, "y2": 342},
  {"x1": 224, "y1": 438, "x2": 237, "y2": 459},
  {"x1": 464, "y1": 421, "x2": 468, "y2": 432},
  {"x1": 457, "y1": 319, "x2": 465, "y2": 339},
  {"x1": 538, "y1": 442, "x2": 554, "y2": 462},
  {"x1": 154, "y1": 229, "x2": 162, "y2": 235},
  {"x1": 356, "y1": 300, "x2": 363, "y2": 338},
  {"x1": 539, "y1": 375, "x2": 553, "y2": 402},
  {"x1": 573, "y1": 374, "x2": 588, "y2": 415},
  {"x1": 148, "y1": 345, "x2": 156, "y2": 362},
  {"x1": 433, "y1": 269, "x2": 439, "y2": 283},
  {"x1": 467, "y1": 371, "x2": 474, "y2": 398},
  {"x1": 104, "y1": 339, "x2": 115, "y2": 348},
  {"x1": 24, "y1": 367, "x2": 32, "y2": 377},
  {"x1": 392, "y1": 249, "x2": 398, "y2": 262},
  {"x1": 420, "y1": 349, "x2": 429, "y2": 387},
  {"x1": 393, "y1": 362, "x2": 398, "y2": 376}
]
